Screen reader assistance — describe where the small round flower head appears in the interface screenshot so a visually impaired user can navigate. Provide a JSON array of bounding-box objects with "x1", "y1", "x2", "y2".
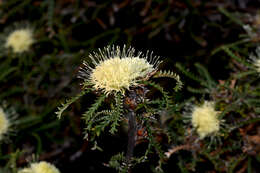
[
  {"x1": 18, "y1": 161, "x2": 60, "y2": 173},
  {"x1": 191, "y1": 101, "x2": 220, "y2": 139},
  {"x1": 79, "y1": 45, "x2": 161, "y2": 95},
  {"x1": 0, "y1": 108, "x2": 9, "y2": 140},
  {"x1": 5, "y1": 28, "x2": 34, "y2": 53}
]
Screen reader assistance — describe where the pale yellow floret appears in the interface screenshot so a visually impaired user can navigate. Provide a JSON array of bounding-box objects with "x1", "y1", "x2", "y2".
[
  {"x1": 5, "y1": 28, "x2": 34, "y2": 53},
  {"x1": 191, "y1": 101, "x2": 220, "y2": 139},
  {"x1": 18, "y1": 161, "x2": 60, "y2": 173},
  {"x1": 0, "y1": 108, "x2": 9, "y2": 140},
  {"x1": 91, "y1": 57, "x2": 154, "y2": 94}
]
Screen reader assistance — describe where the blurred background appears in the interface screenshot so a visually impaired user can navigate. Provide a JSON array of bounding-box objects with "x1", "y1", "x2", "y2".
[{"x1": 0, "y1": 0, "x2": 260, "y2": 172}]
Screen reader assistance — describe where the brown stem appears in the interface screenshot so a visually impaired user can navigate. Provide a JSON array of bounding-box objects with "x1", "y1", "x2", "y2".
[{"x1": 126, "y1": 111, "x2": 137, "y2": 164}]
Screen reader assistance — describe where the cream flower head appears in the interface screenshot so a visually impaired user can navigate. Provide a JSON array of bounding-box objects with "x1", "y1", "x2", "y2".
[
  {"x1": 18, "y1": 161, "x2": 60, "y2": 173},
  {"x1": 0, "y1": 108, "x2": 9, "y2": 140},
  {"x1": 5, "y1": 28, "x2": 34, "y2": 53},
  {"x1": 191, "y1": 101, "x2": 220, "y2": 139},
  {"x1": 79, "y1": 45, "x2": 161, "y2": 95}
]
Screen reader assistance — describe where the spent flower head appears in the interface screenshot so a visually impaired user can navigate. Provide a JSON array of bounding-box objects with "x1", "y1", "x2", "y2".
[
  {"x1": 191, "y1": 101, "x2": 220, "y2": 139},
  {"x1": 18, "y1": 161, "x2": 60, "y2": 173},
  {"x1": 5, "y1": 28, "x2": 34, "y2": 53},
  {"x1": 79, "y1": 45, "x2": 161, "y2": 95}
]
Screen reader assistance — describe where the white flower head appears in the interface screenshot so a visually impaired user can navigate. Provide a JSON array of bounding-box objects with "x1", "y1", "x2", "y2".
[
  {"x1": 5, "y1": 28, "x2": 34, "y2": 53},
  {"x1": 0, "y1": 108, "x2": 9, "y2": 140},
  {"x1": 79, "y1": 45, "x2": 161, "y2": 95},
  {"x1": 18, "y1": 161, "x2": 60, "y2": 173},
  {"x1": 191, "y1": 101, "x2": 220, "y2": 139}
]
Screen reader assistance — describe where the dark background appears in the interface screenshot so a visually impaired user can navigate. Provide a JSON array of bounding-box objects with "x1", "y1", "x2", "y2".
[{"x1": 0, "y1": 0, "x2": 260, "y2": 172}]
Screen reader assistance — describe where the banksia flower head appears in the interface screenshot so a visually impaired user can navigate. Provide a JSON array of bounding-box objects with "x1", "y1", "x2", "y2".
[
  {"x1": 191, "y1": 101, "x2": 220, "y2": 139},
  {"x1": 18, "y1": 161, "x2": 60, "y2": 173},
  {"x1": 0, "y1": 107, "x2": 10, "y2": 140},
  {"x1": 79, "y1": 45, "x2": 161, "y2": 95},
  {"x1": 5, "y1": 28, "x2": 34, "y2": 53}
]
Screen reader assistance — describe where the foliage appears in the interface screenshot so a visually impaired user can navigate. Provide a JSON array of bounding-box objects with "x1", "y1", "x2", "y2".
[{"x1": 0, "y1": 0, "x2": 260, "y2": 173}]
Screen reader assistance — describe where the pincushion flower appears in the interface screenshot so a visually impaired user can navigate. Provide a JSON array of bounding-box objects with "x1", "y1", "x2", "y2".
[
  {"x1": 18, "y1": 161, "x2": 60, "y2": 173},
  {"x1": 5, "y1": 28, "x2": 34, "y2": 53},
  {"x1": 0, "y1": 108, "x2": 9, "y2": 140},
  {"x1": 79, "y1": 45, "x2": 161, "y2": 95},
  {"x1": 191, "y1": 101, "x2": 220, "y2": 139}
]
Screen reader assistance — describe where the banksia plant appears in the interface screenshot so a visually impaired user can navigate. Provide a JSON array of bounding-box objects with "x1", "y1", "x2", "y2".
[
  {"x1": 171, "y1": 37, "x2": 260, "y2": 171},
  {"x1": 18, "y1": 161, "x2": 60, "y2": 173},
  {"x1": 57, "y1": 45, "x2": 182, "y2": 171}
]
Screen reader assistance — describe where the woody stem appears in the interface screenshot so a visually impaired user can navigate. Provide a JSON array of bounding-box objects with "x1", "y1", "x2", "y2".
[{"x1": 126, "y1": 110, "x2": 137, "y2": 163}]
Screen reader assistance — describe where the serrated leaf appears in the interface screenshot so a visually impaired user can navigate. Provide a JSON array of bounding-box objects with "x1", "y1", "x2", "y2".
[{"x1": 56, "y1": 90, "x2": 88, "y2": 119}]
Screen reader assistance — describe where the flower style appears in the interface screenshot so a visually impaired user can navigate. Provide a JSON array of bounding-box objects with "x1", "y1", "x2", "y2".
[
  {"x1": 5, "y1": 28, "x2": 34, "y2": 53},
  {"x1": 191, "y1": 101, "x2": 220, "y2": 139},
  {"x1": 79, "y1": 45, "x2": 161, "y2": 95},
  {"x1": 0, "y1": 108, "x2": 9, "y2": 140},
  {"x1": 18, "y1": 161, "x2": 60, "y2": 173}
]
